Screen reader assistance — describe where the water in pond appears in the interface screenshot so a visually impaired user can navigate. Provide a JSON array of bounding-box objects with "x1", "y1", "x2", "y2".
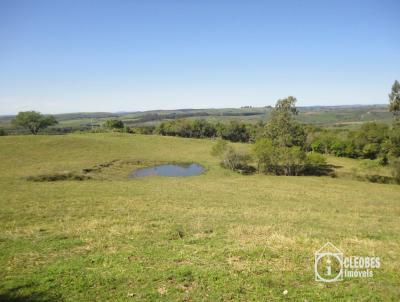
[{"x1": 131, "y1": 163, "x2": 205, "y2": 178}]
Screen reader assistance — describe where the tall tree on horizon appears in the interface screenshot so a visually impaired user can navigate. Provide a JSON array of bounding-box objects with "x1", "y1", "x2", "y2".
[
  {"x1": 264, "y1": 96, "x2": 306, "y2": 148},
  {"x1": 389, "y1": 80, "x2": 400, "y2": 118}
]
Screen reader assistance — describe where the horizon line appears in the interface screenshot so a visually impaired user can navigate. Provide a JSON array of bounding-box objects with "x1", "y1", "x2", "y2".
[{"x1": 0, "y1": 103, "x2": 389, "y2": 117}]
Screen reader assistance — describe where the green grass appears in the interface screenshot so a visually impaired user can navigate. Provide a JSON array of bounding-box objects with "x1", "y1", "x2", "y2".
[{"x1": 1, "y1": 133, "x2": 399, "y2": 301}]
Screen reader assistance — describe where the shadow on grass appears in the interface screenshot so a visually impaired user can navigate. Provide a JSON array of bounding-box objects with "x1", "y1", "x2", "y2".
[
  {"x1": 0, "y1": 286, "x2": 62, "y2": 302},
  {"x1": 302, "y1": 164, "x2": 335, "y2": 176}
]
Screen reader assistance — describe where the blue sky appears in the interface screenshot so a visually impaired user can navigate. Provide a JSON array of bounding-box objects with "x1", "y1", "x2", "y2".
[{"x1": 0, "y1": 0, "x2": 399, "y2": 114}]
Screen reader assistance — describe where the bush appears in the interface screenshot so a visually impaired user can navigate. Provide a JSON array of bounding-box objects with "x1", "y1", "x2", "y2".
[
  {"x1": 391, "y1": 160, "x2": 400, "y2": 184},
  {"x1": 122, "y1": 125, "x2": 133, "y2": 133},
  {"x1": 104, "y1": 119, "x2": 124, "y2": 129},
  {"x1": 331, "y1": 140, "x2": 348, "y2": 157},
  {"x1": 132, "y1": 125, "x2": 155, "y2": 135},
  {"x1": 254, "y1": 139, "x2": 307, "y2": 175},
  {"x1": 220, "y1": 147, "x2": 252, "y2": 172},
  {"x1": 365, "y1": 174, "x2": 392, "y2": 184},
  {"x1": 378, "y1": 156, "x2": 389, "y2": 166},
  {"x1": 210, "y1": 141, "x2": 253, "y2": 173},
  {"x1": 388, "y1": 121, "x2": 400, "y2": 157},
  {"x1": 0, "y1": 128, "x2": 6, "y2": 136},
  {"x1": 254, "y1": 139, "x2": 331, "y2": 176},
  {"x1": 253, "y1": 139, "x2": 277, "y2": 173},
  {"x1": 156, "y1": 119, "x2": 217, "y2": 138},
  {"x1": 217, "y1": 121, "x2": 250, "y2": 142},
  {"x1": 303, "y1": 153, "x2": 333, "y2": 176},
  {"x1": 362, "y1": 143, "x2": 380, "y2": 159}
]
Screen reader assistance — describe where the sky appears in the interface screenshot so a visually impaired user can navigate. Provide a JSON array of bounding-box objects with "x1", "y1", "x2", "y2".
[{"x1": 0, "y1": 0, "x2": 399, "y2": 114}]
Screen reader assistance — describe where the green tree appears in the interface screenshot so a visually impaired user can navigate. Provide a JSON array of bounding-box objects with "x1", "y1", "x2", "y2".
[
  {"x1": 253, "y1": 138, "x2": 278, "y2": 173},
  {"x1": 264, "y1": 96, "x2": 306, "y2": 148},
  {"x1": 104, "y1": 119, "x2": 124, "y2": 129},
  {"x1": 12, "y1": 111, "x2": 58, "y2": 134},
  {"x1": 217, "y1": 121, "x2": 250, "y2": 142},
  {"x1": 388, "y1": 121, "x2": 400, "y2": 157},
  {"x1": 389, "y1": 80, "x2": 400, "y2": 118}
]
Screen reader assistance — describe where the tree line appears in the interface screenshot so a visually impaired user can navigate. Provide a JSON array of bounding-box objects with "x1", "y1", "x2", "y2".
[{"x1": 3, "y1": 81, "x2": 400, "y2": 181}]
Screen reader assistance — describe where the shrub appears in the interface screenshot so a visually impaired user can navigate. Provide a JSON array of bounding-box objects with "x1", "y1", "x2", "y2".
[
  {"x1": 254, "y1": 139, "x2": 307, "y2": 175},
  {"x1": 279, "y1": 146, "x2": 307, "y2": 176},
  {"x1": 391, "y1": 159, "x2": 400, "y2": 184},
  {"x1": 306, "y1": 153, "x2": 327, "y2": 166},
  {"x1": 104, "y1": 119, "x2": 124, "y2": 129},
  {"x1": 211, "y1": 141, "x2": 253, "y2": 173},
  {"x1": 122, "y1": 125, "x2": 133, "y2": 133},
  {"x1": 365, "y1": 174, "x2": 392, "y2": 184},
  {"x1": 253, "y1": 139, "x2": 277, "y2": 174},
  {"x1": 254, "y1": 139, "x2": 331, "y2": 176},
  {"x1": 388, "y1": 121, "x2": 400, "y2": 157},
  {"x1": 132, "y1": 125, "x2": 155, "y2": 134},
  {"x1": 378, "y1": 156, "x2": 389, "y2": 166},
  {"x1": 362, "y1": 143, "x2": 380, "y2": 159},
  {"x1": 0, "y1": 128, "x2": 6, "y2": 136},
  {"x1": 217, "y1": 121, "x2": 250, "y2": 142},
  {"x1": 220, "y1": 147, "x2": 252, "y2": 172},
  {"x1": 304, "y1": 153, "x2": 333, "y2": 176},
  {"x1": 331, "y1": 140, "x2": 348, "y2": 157}
]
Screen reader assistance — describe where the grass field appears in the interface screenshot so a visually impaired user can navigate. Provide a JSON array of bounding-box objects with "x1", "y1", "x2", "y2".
[{"x1": 1, "y1": 133, "x2": 399, "y2": 301}]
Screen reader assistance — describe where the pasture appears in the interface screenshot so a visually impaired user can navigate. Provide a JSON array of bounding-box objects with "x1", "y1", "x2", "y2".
[{"x1": 0, "y1": 133, "x2": 399, "y2": 301}]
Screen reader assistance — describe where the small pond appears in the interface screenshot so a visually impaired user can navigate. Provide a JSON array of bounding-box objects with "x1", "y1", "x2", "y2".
[{"x1": 130, "y1": 163, "x2": 205, "y2": 178}]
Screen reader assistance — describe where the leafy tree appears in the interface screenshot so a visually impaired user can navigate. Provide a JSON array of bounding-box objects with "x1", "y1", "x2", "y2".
[
  {"x1": 349, "y1": 122, "x2": 389, "y2": 159},
  {"x1": 217, "y1": 121, "x2": 250, "y2": 142},
  {"x1": 191, "y1": 119, "x2": 217, "y2": 138},
  {"x1": 388, "y1": 121, "x2": 400, "y2": 157},
  {"x1": 310, "y1": 131, "x2": 337, "y2": 154},
  {"x1": 264, "y1": 96, "x2": 306, "y2": 148},
  {"x1": 362, "y1": 143, "x2": 380, "y2": 160},
  {"x1": 12, "y1": 111, "x2": 58, "y2": 134},
  {"x1": 279, "y1": 146, "x2": 307, "y2": 176},
  {"x1": 389, "y1": 80, "x2": 400, "y2": 118},
  {"x1": 253, "y1": 139, "x2": 308, "y2": 176},
  {"x1": 132, "y1": 125, "x2": 155, "y2": 135},
  {"x1": 253, "y1": 139, "x2": 277, "y2": 173},
  {"x1": 306, "y1": 152, "x2": 327, "y2": 166},
  {"x1": 104, "y1": 119, "x2": 124, "y2": 129},
  {"x1": 330, "y1": 140, "x2": 348, "y2": 157}
]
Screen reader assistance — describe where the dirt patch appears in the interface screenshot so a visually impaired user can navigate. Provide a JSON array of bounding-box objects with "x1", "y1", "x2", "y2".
[{"x1": 26, "y1": 171, "x2": 91, "y2": 182}]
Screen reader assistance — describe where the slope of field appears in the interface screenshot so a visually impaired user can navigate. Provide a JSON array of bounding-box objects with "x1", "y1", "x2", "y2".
[{"x1": 0, "y1": 134, "x2": 399, "y2": 301}]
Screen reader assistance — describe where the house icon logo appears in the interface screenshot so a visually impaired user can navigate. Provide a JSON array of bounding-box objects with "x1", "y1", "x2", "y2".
[{"x1": 314, "y1": 242, "x2": 344, "y2": 282}]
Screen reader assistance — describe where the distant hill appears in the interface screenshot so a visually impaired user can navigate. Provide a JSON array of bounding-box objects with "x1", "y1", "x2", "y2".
[{"x1": 0, "y1": 104, "x2": 392, "y2": 133}]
